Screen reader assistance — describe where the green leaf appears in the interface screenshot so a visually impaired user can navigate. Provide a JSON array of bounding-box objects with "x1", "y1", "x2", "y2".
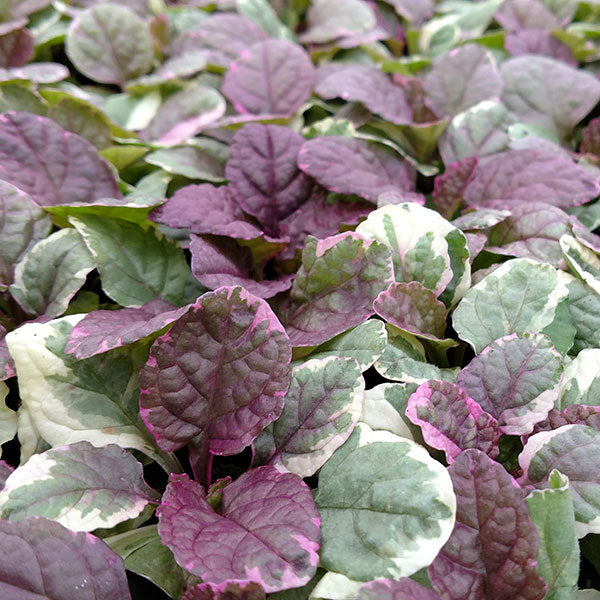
[
  {"x1": 315, "y1": 423, "x2": 456, "y2": 581},
  {"x1": 0, "y1": 381, "x2": 16, "y2": 449},
  {"x1": 70, "y1": 215, "x2": 190, "y2": 307},
  {"x1": 237, "y1": 0, "x2": 295, "y2": 40},
  {"x1": 525, "y1": 470, "x2": 579, "y2": 600},
  {"x1": 564, "y1": 274, "x2": 600, "y2": 354}
]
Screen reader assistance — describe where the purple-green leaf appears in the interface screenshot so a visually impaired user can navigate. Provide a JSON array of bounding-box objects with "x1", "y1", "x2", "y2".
[
  {"x1": 358, "y1": 578, "x2": 441, "y2": 600},
  {"x1": 432, "y1": 156, "x2": 478, "y2": 220},
  {"x1": 139, "y1": 286, "x2": 292, "y2": 454},
  {"x1": 182, "y1": 581, "x2": 267, "y2": 600},
  {"x1": 157, "y1": 469, "x2": 320, "y2": 592}
]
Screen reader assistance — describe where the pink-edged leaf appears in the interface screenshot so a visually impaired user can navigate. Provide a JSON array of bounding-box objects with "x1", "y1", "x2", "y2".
[
  {"x1": 139, "y1": 286, "x2": 291, "y2": 454},
  {"x1": 221, "y1": 40, "x2": 314, "y2": 116},
  {"x1": 189, "y1": 235, "x2": 293, "y2": 299},
  {"x1": 314, "y1": 63, "x2": 412, "y2": 124},
  {"x1": 428, "y1": 450, "x2": 546, "y2": 600},
  {"x1": 253, "y1": 356, "x2": 364, "y2": 477},
  {"x1": 494, "y1": 0, "x2": 561, "y2": 31},
  {"x1": 358, "y1": 578, "x2": 441, "y2": 600},
  {"x1": 405, "y1": 380, "x2": 500, "y2": 463},
  {"x1": 297, "y1": 136, "x2": 415, "y2": 203},
  {"x1": 532, "y1": 404, "x2": 600, "y2": 434},
  {"x1": 387, "y1": 0, "x2": 434, "y2": 24},
  {"x1": 0, "y1": 326, "x2": 15, "y2": 380},
  {"x1": 456, "y1": 333, "x2": 562, "y2": 435},
  {"x1": 226, "y1": 124, "x2": 317, "y2": 236},
  {"x1": 464, "y1": 232, "x2": 488, "y2": 261},
  {"x1": 282, "y1": 232, "x2": 394, "y2": 346},
  {"x1": 0, "y1": 111, "x2": 121, "y2": 207},
  {"x1": 423, "y1": 44, "x2": 503, "y2": 118},
  {"x1": 432, "y1": 156, "x2": 478, "y2": 220},
  {"x1": 500, "y1": 55, "x2": 600, "y2": 141},
  {"x1": 373, "y1": 281, "x2": 447, "y2": 341},
  {"x1": 65, "y1": 299, "x2": 191, "y2": 360},
  {"x1": 485, "y1": 202, "x2": 569, "y2": 268},
  {"x1": 0, "y1": 516, "x2": 131, "y2": 599},
  {"x1": 182, "y1": 580, "x2": 266, "y2": 600},
  {"x1": 0, "y1": 27, "x2": 33, "y2": 67},
  {"x1": 463, "y1": 148, "x2": 600, "y2": 209},
  {"x1": 149, "y1": 184, "x2": 263, "y2": 241},
  {"x1": 504, "y1": 30, "x2": 576, "y2": 66},
  {"x1": 280, "y1": 192, "x2": 371, "y2": 260},
  {"x1": 0, "y1": 460, "x2": 13, "y2": 489},
  {"x1": 171, "y1": 14, "x2": 268, "y2": 69},
  {"x1": 157, "y1": 469, "x2": 320, "y2": 593},
  {"x1": 581, "y1": 116, "x2": 600, "y2": 155}
]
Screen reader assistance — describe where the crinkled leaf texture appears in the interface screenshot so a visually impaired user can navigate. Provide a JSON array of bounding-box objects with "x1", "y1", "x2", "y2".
[
  {"x1": 139, "y1": 286, "x2": 291, "y2": 454},
  {"x1": 0, "y1": 111, "x2": 121, "y2": 206},
  {"x1": 298, "y1": 137, "x2": 415, "y2": 203},
  {"x1": 222, "y1": 40, "x2": 314, "y2": 116},
  {"x1": 406, "y1": 380, "x2": 500, "y2": 463},
  {"x1": 519, "y1": 425, "x2": 600, "y2": 538},
  {"x1": 428, "y1": 449, "x2": 546, "y2": 600},
  {"x1": 183, "y1": 580, "x2": 266, "y2": 599},
  {"x1": 315, "y1": 423, "x2": 456, "y2": 581},
  {"x1": 157, "y1": 468, "x2": 320, "y2": 592},
  {"x1": 282, "y1": 232, "x2": 393, "y2": 346},
  {"x1": 0, "y1": 441, "x2": 159, "y2": 531},
  {"x1": 0, "y1": 516, "x2": 131, "y2": 599},
  {"x1": 455, "y1": 333, "x2": 562, "y2": 435},
  {"x1": 253, "y1": 356, "x2": 364, "y2": 477}
]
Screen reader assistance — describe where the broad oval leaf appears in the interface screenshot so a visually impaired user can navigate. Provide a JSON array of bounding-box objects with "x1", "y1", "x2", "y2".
[
  {"x1": 0, "y1": 441, "x2": 159, "y2": 531},
  {"x1": 0, "y1": 517, "x2": 131, "y2": 599},
  {"x1": 559, "y1": 348, "x2": 600, "y2": 409},
  {"x1": 519, "y1": 425, "x2": 600, "y2": 537},
  {"x1": 406, "y1": 380, "x2": 500, "y2": 463},
  {"x1": 428, "y1": 449, "x2": 546, "y2": 600},
  {"x1": 456, "y1": 333, "x2": 562, "y2": 435},
  {"x1": 157, "y1": 468, "x2": 320, "y2": 592},
  {"x1": 452, "y1": 258, "x2": 569, "y2": 353},
  {"x1": 139, "y1": 286, "x2": 292, "y2": 454},
  {"x1": 226, "y1": 124, "x2": 316, "y2": 236},
  {"x1": 315, "y1": 423, "x2": 456, "y2": 581},
  {"x1": 281, "y1": 232, "x2": 394, "y2": 347},
  {"x1": 0, "y1": 111, "x2": 121, "y2": 207},
  {"x1": 298, "y1": 137, "x2": 415, "y2": 204},
  {"x1": 222, "y1": 40, "x2": 314, "y2": 116},
  {"x1": 66, "y1": 4, "x2": 154, "y2": 86},
  {"x1": 253, "y1": 356, "x2": 364, "y2": 477}
]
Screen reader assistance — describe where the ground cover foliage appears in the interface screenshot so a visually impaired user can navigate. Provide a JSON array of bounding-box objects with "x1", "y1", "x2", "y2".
[{"x1": 6, "y1": 0, "x2": 600, "y2": 598}]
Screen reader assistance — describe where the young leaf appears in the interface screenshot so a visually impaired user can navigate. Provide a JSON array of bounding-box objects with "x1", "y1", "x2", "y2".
[
  {"x1": 157, "y1": 469, "x2": 320, "y2": 592},
  {"x1": 428, "y1": 449, "x2": 546, "y2": 600},
  {"x1": 315, "y1": 423, "x2": 456, "y2": 581},
  {"x1": 0, "y1": 517, "x2": 131, "y2": 599},
  {"x1": 0, "y1": 441, "x2": 159, "y2": 531},
  {"x1": 525, "y1": 470, "x2": 579, "y2": 600},
  {"x1": 253, "y1": 356, "x2": 364, "y2": 477},
  {"x1": 139, "y1": 286, "x2": 291, "y2": 455}
]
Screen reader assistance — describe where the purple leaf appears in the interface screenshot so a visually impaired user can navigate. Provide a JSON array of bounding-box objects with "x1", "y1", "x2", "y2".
[
  {"x1": 495, "y1": 0, "x2": 561, "y2": 31},
  {"x1": 10, "y1": 0, "x2": 52, "y2": 19},
  {"x1": 0, "y1": 326, "x2": 15, "y2": 381},
  {"x1": 221, "y1": 40, "x2": 314, "y2": 116},
  {"x1": 282, "y1": 232, "x2": 394, "y2": 346},
  {"x1": 485, "y1": 202, "x2": 569, "y2": 268},
  {"x1": 504, "y1": 30, "x2": 576, "y2": 66},
  {"x1": 139, "y1": 286, "x2": 291, "y2": 454},
  {"x1": 423, "y1": 44, "x2": 503, "y2": 118},
  {"x1": 189, "y1": 235, "x2": 293, "y2": 299},
  {"x1": 581, "y1": 116, "x2": 600, "y2": 155},
  {"x1": 149, "y1": 184, "x2": 263, "y2": 241},
  {"x1": 314, "y1": 63, "x2": 412, "y2": 124},
  {"x1": 298, "y1": 136, "x2": 415, "y2": 203},
  {"x1": 532, "y1": 404, "x2": 600, "y2": 435},
  {"x1": 432, "y1": 156, "x2": 478, "y2": 220},
  {"x1": 0, "y1": 27, "x2": 33, "y2": 67},
  {"x1": 428, "y1": 450, "x2": 546, "y2": 600},
  {"x1": 182, "y1": 581, "x2": 266, "y2": 600},
  {"x1": 226, "y1": 124, "x2": 317, "y2": 236},
  {"x1": 463, "y1": 148, "x2": 600, "y2": 210},
  {"x1": 171, "y1": 14, "x2": 268, "y2": 70},
  {"x1": 456, "y1": 333, "x2": 562, "y2": 435},
  {"x1": 358, "y1": 578, "x2": 441, "y2": 600},
  {"x1": 0, "y1": 461, "x2": 12, "y2": 490},
  {"x1": 157, "y1": 469, "x2": 320, "y2": 592},
  {"x1": 373, "y1": 281, "x2": 448, "y2": 341},
  {"x1": 0, "y1": 111, "x2": 121, "y2": 207},
  {"x1": 388, "y1": 0, "x2": 434, "y2": 25},
  {"x1": 0, "y1": 516, "x2": 131, "y2": 599},
  {"x1": 405, "y1": 380, "x2": 500, "y2": 463},
  {"x1": 65, "y1": 299, "x2": 191, "y2": 360}
]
